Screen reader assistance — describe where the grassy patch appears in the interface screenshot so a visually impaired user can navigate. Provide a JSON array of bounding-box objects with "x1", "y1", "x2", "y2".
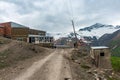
[
  {"x1": 111, "y1": 57, "x2": 120, "y2": 72},
  {"x1": 0, "y1": 38, "x2": 11, "y2": 45},
  {"x1": 0, "y1": 50, "x2": 10, "y2": 69},
  {"x1": 81, "y1": 64, "x2": 91, "y2": 69},
  {"x1": 111, "y1": 47, "x2": 120, "y2": 57},
  {"x1": 107, "y1": 77, "x2": 119, "y2": 80},
  {"x1": 110, "y1": 40, "x2": 120, "y2": 46},
  {"x1": 110, "y1": 39, "x2": 120, "y2": 57},
  {"x1": 0, "y1": 63, "x2": 9, "y2": 69},
  {"x1": 106, "y1": 75, "x2": 119, "y2": 80}
]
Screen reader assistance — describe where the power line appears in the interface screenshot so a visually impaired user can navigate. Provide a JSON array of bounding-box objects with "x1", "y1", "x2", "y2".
[
  {"x1": 63, "y1": 0, "x2": 79, "y2": 48},
  {"x1": 68, "y1": 0, "x2": 74, "y2": 20},
  {"x1": 62, "y1": 0, "x2": 72, "y2": 22}
]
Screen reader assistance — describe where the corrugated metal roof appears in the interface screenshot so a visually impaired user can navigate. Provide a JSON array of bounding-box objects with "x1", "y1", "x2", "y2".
[
  {"x1": 10, "y1": 22, "x2": 29, "y2": 28},
  {"x1": 91, "y1": 46, "x2": 109, "y2": 49}
]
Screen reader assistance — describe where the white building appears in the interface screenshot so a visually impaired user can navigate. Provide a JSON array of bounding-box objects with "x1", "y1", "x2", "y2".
[{"x1": 28, "y1": 35, "x2": 54, "y2": 44}]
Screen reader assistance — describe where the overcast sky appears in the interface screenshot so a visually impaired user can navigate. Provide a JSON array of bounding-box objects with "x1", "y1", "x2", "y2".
[{"x1": 0, "y1": 0, "x2": 120, "y2": 33}]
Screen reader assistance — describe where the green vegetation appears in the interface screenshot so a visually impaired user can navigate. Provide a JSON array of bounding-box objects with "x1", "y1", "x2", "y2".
[
  {"x1": 0, "y1": 63, "x2": 9, "y2": 69},
  {"x1": 81, "y1": 64, "x2": 91, "y2": 69},
  {"x1": 110, "y1": 40, "x2": 120, "y2": 46},
  {"x1": 0, "y1": 50, "x2": 10, "y2": 69},
  {"x1": 111, "y1": 57, "x2": 120, "y2": 72},
  {"x1": 110, "y1": 40, "x2": 120, "y2": 57},
  {"x1": 107, "y1": 77, "x2": 118, "y2": 80},
  {"x1": 0, "y1": 38, "x2": 11, "y2": 45},
  {"x1": 110, "y1": 40, "x2": 120, "y2": 72},
  {"x1": 112, "y1": 47, "x2": 120, "y2": 56}
]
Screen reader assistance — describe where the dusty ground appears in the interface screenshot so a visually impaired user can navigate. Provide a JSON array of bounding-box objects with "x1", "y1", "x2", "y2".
[
  {"x1": 67, "y1": 47, "x2": 95, "y2": 80},
  {"x1": 1, "y1": 37, "x2": 119, "y2": 80},
  {"x1": 0, "y1": 48, "x2": 73, "y2": 80},
  {"x1": 69, "y1": 47, "x2": 120, "y2": 80}
]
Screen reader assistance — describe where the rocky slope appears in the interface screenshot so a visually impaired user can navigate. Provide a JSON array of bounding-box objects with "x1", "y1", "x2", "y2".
[
  {"x1": 98, "y1": 30, "x2": 120, "y2": 56},
  {"x1": 98, "y1": 29, "x2": 120, "y2": 46}
]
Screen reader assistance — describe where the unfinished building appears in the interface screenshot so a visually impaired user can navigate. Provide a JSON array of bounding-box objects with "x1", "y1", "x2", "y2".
[
  {"x1": 29, "y1": 29, "x2": 46, "y2": 36},
  {"x1": 0, "y1": 22, "x2": 46, "y2": 42},
  {"x1": 0, "y1": 22, "x2": 12, "y2": 38},
  {"x1": 0, "y1": 22, "x2": 54, "y2": 47},
  {"x1": 0, "y1": 25, "x2": 4, "y2": 36},
  {"x1": 11, "y1": 22, "x2": 29, "y2": 41},
  {"x1": 0, "y1": 22, "x2": 29, "y2": 41}
]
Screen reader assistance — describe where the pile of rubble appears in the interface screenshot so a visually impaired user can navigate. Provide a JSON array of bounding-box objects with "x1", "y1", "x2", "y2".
[{"x1": 87, "y1": 68, "x2": 114, "y2": 80}]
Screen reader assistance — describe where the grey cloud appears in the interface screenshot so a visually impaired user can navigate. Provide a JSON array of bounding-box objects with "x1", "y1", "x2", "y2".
[{"x1": 0, "y1": 0, "x2": 120, "y2": 33}]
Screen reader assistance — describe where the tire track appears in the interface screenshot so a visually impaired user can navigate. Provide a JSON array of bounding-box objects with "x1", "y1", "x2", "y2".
[{"x1": 14, "y1": 50, "x2": 57, "y2": 80}]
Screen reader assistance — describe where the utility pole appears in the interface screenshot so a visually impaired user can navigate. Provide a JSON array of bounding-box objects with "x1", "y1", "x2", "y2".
[{"x1": 71, "y1": 20, "x2": 78, "y2": 48}]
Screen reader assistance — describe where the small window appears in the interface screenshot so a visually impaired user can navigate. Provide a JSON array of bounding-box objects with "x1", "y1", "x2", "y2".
[
  {"x1": 100, "y1": 52, "x2": 104, "y2": 56},
  {"x1": 17, "y1": 38, "x2": 23, "y2": 41}
]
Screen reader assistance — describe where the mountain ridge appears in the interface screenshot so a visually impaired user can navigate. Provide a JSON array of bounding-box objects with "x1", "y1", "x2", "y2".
[
  {"x1": 79, "y1": 23, "x2": 120, "y2": 32},
  {"x1": 48, "y1": 23, "x2": 120, "y2": 40}
]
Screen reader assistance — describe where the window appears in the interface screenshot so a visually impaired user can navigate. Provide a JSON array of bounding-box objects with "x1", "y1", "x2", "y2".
[
  {"x1": 17, "y1": 38, "x2": 23, "y2": 41},
  {"x1": 100, "y1": 52, "x2": 104, "y2": 56}
]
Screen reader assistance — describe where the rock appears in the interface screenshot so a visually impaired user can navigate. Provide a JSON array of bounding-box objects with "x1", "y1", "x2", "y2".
[
  {"x1": 100, "y1": 70, "x2": 104, "y2": 74},
  {"x1": 74, "y1": 60, "x2": 78, "y2": 63},
  {"x1": 1, "y1": 60, "x2": 4, "y2": 63},
  {"x1": 3, "y1": 56, "x2": 7, "y2": 58},
  {"x1": 112, "y1": 72, "x2": 114, "y2": 75},
  {"x1": 86, "y1": 70, "x2": 92, "y2": 74},
  {"x1": 93, "y1": 70, "x2": 97, "y2": 73},
  {"x1": 19, "y1": 67, "x2": 24, "y2": 70},
  {"x1": 74, "y1": 60, "x2": 81, "y2": 64}
]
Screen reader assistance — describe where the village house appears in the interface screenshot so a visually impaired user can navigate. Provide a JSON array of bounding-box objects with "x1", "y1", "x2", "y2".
[
  {"x1": 90, "y1": 46, "x2": 112, "y2": 69},
  {"x1": 28, "y1": 34, "x2": 54, "y2": 44}
]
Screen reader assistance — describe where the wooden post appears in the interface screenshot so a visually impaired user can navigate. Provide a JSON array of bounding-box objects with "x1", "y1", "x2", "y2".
[{"x1": 71, "y1": 20, "x2": 78, "y2": 48}]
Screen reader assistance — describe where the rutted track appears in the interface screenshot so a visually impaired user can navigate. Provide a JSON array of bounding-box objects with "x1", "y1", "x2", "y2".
[{"x1": 13, "y1": 49, "x2": 72, "y2": 80}]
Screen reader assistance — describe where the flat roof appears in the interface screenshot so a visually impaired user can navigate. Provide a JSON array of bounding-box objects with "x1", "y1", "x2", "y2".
[
  {"x1": 11, "y1": 22, "x2": 29, "y2": 28},
  {"x1": 28, "y1": 34, "x2": 53, "y2": 37},
  {"x1": 29, "y1": 29, "x2": 46, "y2": 33},
  {"x1": 91, "y1": 46, "x2": 109, "y2": 49},
  {"x1": 28, "y1": 34, "x2": 44, "y2": 37}
]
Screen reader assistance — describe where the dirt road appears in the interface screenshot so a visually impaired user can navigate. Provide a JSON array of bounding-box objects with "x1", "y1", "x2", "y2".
[{"x1": 13, "y1": 49, "x2": 72, "y2": 80}]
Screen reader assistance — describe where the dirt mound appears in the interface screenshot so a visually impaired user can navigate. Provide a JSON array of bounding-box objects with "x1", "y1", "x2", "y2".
[
  {"x1": 68, "y1": 47, "x2": 95, "y2": 80},
  {"x1": 0, "y1": 37, "x2": 11, "y2": 45},
  {"x1": 0, "y1": 37, "x2": 49, "y2": 69},
  {"x1": 68, "y1": 46, "x2": 120, "y2": 80}
]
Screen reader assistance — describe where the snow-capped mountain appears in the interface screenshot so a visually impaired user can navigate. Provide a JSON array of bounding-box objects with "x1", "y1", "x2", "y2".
[
  {"x1": 79, "y1": 23, "x2": 114, "y2": 32},
  {"x1": 46, "y1": 32, "x2": 70, "y2": 40},
  {"x1": 78, "y1": 23, "x2": 120, "y2": 38},
  {"x1": 48, "y1": 23, "x2": 120, "y2": 40}
]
